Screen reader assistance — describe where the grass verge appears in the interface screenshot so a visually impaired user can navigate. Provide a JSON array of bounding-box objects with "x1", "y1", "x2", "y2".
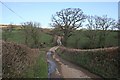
[{"x1": 22, "y1": 48, "x2": 48, "y2": 78}]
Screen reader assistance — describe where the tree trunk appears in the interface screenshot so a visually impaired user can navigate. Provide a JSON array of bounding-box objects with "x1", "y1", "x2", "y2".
[{"x1": 63, "y1": 35, "x2": 68, "y2": 46}]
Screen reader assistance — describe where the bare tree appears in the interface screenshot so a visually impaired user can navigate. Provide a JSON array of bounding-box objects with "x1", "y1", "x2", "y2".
[
  {"x1": 85, "y1": 15, "x2": 99, "y2": 48},
  {"x1": 85, "y1": 15, "x2": 117, "y2": 48},
  {"x1": 51, "y1": 8, "x2": 86, "y2": 46},
  {"x1": 21, "y1": 22, "x2": 31, "y2": 46},
  {"x1": 21, "y1": 22, "x2": 41, "y2": 48},
  {"x1": 112, "y1": 19, "x2": 120, "y2": 30},
  {"x1": 30, "y1": 22, "x2": 41, "y2": 48},
  {"x1": 96, "y1": 15, "x2": 116, "y2": 30},
  {"x1": 95, "y1": 15, "x2": 116, "y2": 48}
]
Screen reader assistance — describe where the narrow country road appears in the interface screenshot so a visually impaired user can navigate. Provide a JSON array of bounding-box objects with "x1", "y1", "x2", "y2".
[
  {"x1": 47, "y1": 46, "x2": 102, "y2": 79},
  {"x1": 47, "y1": 46, "x2": 61, "y2": 78}
]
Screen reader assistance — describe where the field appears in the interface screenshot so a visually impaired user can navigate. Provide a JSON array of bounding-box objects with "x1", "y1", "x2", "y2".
[
  {"x1": 2, "y1": 29, "x2": 118, "y2": 49},
  {"x1": 2, "y1": 29, "x2": 53, "y2": 47},
  {"x1": 67, "y1": 30, "x2": 118, "y2": 49}
]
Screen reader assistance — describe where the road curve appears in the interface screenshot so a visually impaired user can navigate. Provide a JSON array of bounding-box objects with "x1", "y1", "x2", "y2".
[{"x1": 47, "y1": 46, "x2": 101, "y2": 79}]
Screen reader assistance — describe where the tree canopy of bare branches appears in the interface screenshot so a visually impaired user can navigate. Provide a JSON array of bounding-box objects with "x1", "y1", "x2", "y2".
[
  {"x1": 21, "y1": 22, "x2": 41, "y2": 48},
  {"x1": 51, "y1": 8, "x2": 86, "y2": 46},
  {"x1": 95, "y1": 15, "x2": 116, "y2": 30},
  {"x1": 85, "y1": 15, "x2": 117, "y2": 48}
]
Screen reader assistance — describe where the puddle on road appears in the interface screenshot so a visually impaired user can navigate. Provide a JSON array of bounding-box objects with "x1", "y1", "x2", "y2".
[{"x1": 47, "y1": 51, "x2": 57, "y2": 78}]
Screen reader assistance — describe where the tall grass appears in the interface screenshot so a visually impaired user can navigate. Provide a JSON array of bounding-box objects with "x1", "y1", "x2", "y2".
[{"x1": 22, "y1": 48, "x2": 48, "y2": 78}]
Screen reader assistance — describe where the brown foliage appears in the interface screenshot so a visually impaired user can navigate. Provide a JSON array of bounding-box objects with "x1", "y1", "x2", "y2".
[
  {"x1": 2, "y1": 41, "x2": 39, "y2": 78},
  {"x1": 59, "y1": 46, "x2": 118, "y2": 53}
]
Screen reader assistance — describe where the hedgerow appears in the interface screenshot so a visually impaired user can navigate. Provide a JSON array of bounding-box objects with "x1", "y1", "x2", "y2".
[
  {"x1": 57, "y1": 47, "x2": 119, "y2": 79},
  {"x1": 2, "y1": 41, "x2": 35, "y2": 78}
]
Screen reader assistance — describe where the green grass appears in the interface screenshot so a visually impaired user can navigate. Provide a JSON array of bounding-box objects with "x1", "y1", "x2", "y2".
[
  {"x1": 2, "y1": 29, "x2": 53, "y2": 47},
  {"x1": 8, "y1": 30, "x2": 25, "y2": 44},
  {"x1": 67, "y1": 30, "x2": 118, "y2": 49},
  {"x1": 22, "y1": 49, "x2": 48, "y2": 78},
  {"x1": 39, "y1": 32, "x2": 53, "y2": 46},
  {"x1": 2, "y1": 29, "x2": 118, "y2": 49},
  {"x1": 39, "y1": 50, "x2": 48, "y2": 78},
  {"x1": 40, "y1": 32, "x2": 52, "y2": 44}
]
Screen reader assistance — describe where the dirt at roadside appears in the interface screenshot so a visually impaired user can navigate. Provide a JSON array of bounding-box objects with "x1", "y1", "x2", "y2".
[{"x1": 56, "y1": 54, "x2": 103, "y2": 79}]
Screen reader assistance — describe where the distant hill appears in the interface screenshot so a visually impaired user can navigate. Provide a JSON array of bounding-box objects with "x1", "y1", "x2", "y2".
[{"x1": 0, "y1": 24, "x2": 22, "y2": 30}]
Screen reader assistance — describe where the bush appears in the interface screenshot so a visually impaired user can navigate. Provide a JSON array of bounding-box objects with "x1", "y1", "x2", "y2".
[{"x1": 2, "y1": 41, "x2": 34, "y2": 78}]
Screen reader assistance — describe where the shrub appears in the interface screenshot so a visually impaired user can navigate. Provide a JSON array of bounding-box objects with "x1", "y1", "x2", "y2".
[{"x1": 2, "y1": 41, "x2": 34, "y2": 78}]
